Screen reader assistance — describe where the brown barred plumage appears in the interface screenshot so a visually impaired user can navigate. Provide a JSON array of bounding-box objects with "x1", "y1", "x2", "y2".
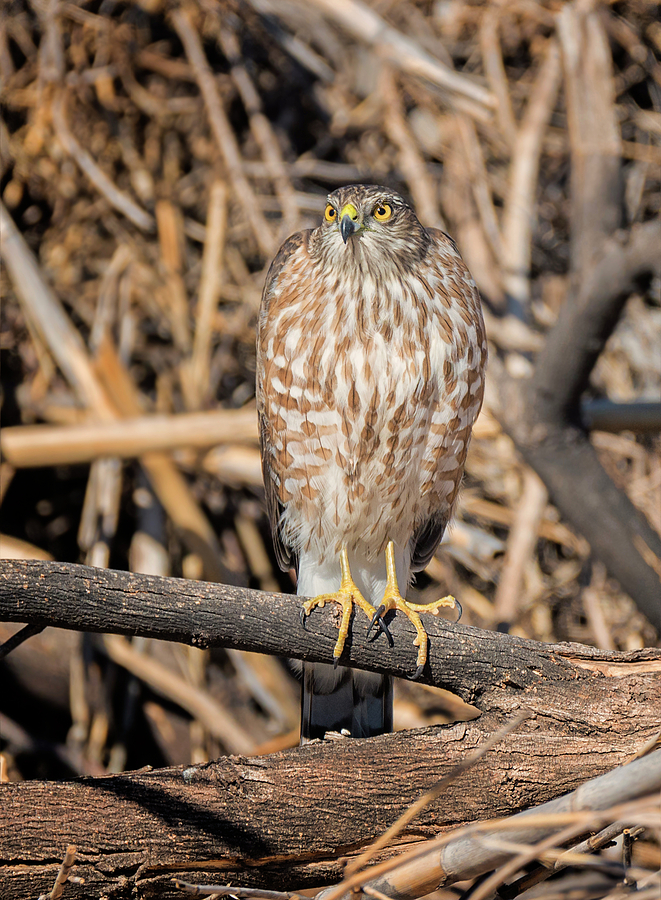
[{"x1": 256, "y1": 184, "x2": 486, "y2": 740}]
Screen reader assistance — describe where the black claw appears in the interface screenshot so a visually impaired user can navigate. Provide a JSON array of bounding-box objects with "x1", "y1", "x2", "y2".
[
  {"x1": 300, "y1": 607, "x2": 307, "y2": 627},
  {"x1": 380, "y1": 617, "x2": 394, "y2": 648},
  {"x1": 453, "y1": 598, "x2": 463, "y2": 623},
  {"x1": 368, "y1": 604, "x2": 386, "y2": 637},
  {"x1": 367, "y1": 604, "x2": 394, "y2": 647},
  {"x1": 412, "y1": 664, "x2": 425, "y2": 681},
  {"x1": 333, "y1": 657, "x2": 339, "y2": 669}
]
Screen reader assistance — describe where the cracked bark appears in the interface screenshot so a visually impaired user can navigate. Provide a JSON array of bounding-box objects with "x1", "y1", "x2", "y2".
[{"x1": 1, "y1": 559, "x2": 660, "y2": 897}]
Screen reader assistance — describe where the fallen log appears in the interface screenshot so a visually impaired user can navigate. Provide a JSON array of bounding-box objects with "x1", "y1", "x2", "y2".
[
  {"x1": 1, "y1": 718, "x2": 659, "y2": 898},
  {"x1": 1, "y1": 559, "x2": 660, "y2": 897}
]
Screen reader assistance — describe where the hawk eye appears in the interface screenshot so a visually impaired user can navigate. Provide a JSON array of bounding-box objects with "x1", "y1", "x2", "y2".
[
  {"x1": 373, "y1": 203, "x2": 392, "y2": 221},
  {"x1": 324, "y1": 204, "x2": 337, "y2": 222}
]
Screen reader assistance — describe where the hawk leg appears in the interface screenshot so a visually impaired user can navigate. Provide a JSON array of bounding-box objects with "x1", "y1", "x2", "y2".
[
  {"x1": 301, "y1": 547, "x2": 379, "y2": 666},
  {"x1": 371, "y1": 540, "x2": 459, "y2": 679}
]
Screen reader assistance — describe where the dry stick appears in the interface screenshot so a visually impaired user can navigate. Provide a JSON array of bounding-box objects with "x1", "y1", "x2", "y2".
[
  {"x1": 1, "y1": 407, "x2": 258, "y2": 468},
  {"x1": 342, "y1": 710, "x2": 531, "y2": 881},
  {"x1": 79, "y1": 458, "x2": 124, "y2": 766},
  {"x1": 441, "y1": 125, "x2": 502, "y2": 305},
  {"x1": 380, "y1": 67, "x2": 446, "y2": 230},
  {"x1": 456, "y1": 115, "x2": 504, "y2": 263},
  {"x1": 296, "y1": 0, "x2": 495, "y2": 115},
  {"x1": 19, "y1": 295, "x2": 58, "y2": 401},
  {"x1": 334, "y1": 767, "x2": 661, "y2": 900},
  {"x1": 463, "y1": 495, "x2": 583, "y2": 552},
  {"x1": 50, "y1": 92, "x2": 154, "y2": 233},
  {"x1": 102, "y1": 635, "x2": 256, "y2": 755},
  {"x1": 217, "y1": 26, "x2": 301, "y2": 239},
  {"x1": 0, "y1": 202, "x2": 113, "y2": 415},
  {"x1": 171, "y1": 7, "x2": 276, "y2": 258},
  {"x1": 40, "y1": 844, "x2": 76, "y2": 900},
  {"x1": 0, "y1": 534, "x2": 53, "y2": 560},
  {"x1": 188, "y1": 180, "x2": 228, "y2": 407},
  {"x1": 479, "y1": 6, "x2": 517, "y2": 145},
  {"x1": 175, "y1": 883, "x2": 305, "y2": 900},
  {"x1": 89, "y1": 244, "x2": 133, "y2": 350},
  {"x1": 362, "y1": 888, "x2": 393, "y2": 900},
  {"x1": 582, "y1": 562, "x2": 616, "y2": 651},
  {"x1": 628, "y1": 732, "x2": 661, "y2": 766},
  {"x1": 93, "y1": 336, "x2": 229, "y2": 583},
  {"x1": 0, "y1": 464, "x2": 15, "y2": 506},
  {"x1": 492, "y1": 469, "x2": 548, "y2": 628},
  {"x1": 474, "y1": 834, "x2": 636, "y2": 879},
  {"x1": 468, "y1": 822, "x2": 595, "y2": 900},
  {"x1": 502, "y1": 820, "x2": 635, "y2": 899},
  {"x1": 557, "y1": 2, "x2": 623, "y2": 275},
  {"x1": 201, "y1": 444, "x2": 263, "y2": 488},
  {"x1": 78, "y1": 456, "x2": 123, "y2": 569},
  {"x1": 0, "y1": 622, "x2": 46, "y2": 662},
  {"x1": 501, "y1": 38, "x2": 561, "y2": 321},
  {"x1": 155, "y1": 199, "x2": 192, "y2": 353},
  {"x1": 82, "y1": 242, "x2": 127, "y2": 568},
  {"x1": 234, "y1": 512, "x2": 280, "y2": 593},
  {"x1": 0, "y1": 205, "x2": 227, "y2": 583}
]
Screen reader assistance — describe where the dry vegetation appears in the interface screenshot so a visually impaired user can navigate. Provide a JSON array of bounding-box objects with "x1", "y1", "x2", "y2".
[{"x1": 0, "y1": 0, "x2": 660, "y2": 898}]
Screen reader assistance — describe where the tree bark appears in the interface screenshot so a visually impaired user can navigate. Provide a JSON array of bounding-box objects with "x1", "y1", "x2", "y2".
[
  {"x1": 1, "y1": 718, "x2": 660, "y2": 899},
  {"x1": 2, "y1": 559, "x2": 661, "y2": 715},
  {"x1": 1, "y1": 559, "x2": 660, "y2": 897}
]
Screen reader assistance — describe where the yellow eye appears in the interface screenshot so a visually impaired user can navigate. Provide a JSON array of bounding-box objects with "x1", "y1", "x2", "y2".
[
  {"x1": 324, "y1": 204, "x2": 337, "y2": 222},
  {"x1": 373, "y1": 203, "x2": 392, "y2": 221}
]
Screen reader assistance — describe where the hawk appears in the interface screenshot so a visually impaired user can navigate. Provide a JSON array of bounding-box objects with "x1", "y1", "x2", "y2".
[{"x1": 256, "y1": 184, "x2": 487, "y2": 741}]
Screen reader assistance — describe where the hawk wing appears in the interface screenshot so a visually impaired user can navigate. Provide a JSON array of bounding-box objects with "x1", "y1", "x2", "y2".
[
  {"x1": 409, "y1": 228, "x2": 487, "y2": 573},
  {"x1": 410, "y1": 512, "x2": 449, "y2": 573},
  {"x1": 256, "y1": 231, "x2": 312, "y2": 573}
]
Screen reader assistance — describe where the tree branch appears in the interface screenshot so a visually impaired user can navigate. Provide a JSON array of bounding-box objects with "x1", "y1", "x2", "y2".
[
  {"x1": 490, "y1": 219, "x2": 661, "y2": 632},
  {"x1": 1, "y1": 559, "x2": 660, "y2": 897},
  {"x1": 320, "y1": 749, "x2": 661, "y2": 900},
  {"x1": 529, "y1": 219, "x2": 661, "y2": 424},
  {"x1": 1, "y1": 715, "x2": 659, "y2": 898},
  {"x1": 2, "y1": 559, "x2": 660, "y2": 717}
]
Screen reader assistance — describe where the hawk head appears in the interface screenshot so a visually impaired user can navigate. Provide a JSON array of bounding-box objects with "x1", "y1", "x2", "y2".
[{"x1": 313, "y1": 184, "x2": 430, "y2": 268}]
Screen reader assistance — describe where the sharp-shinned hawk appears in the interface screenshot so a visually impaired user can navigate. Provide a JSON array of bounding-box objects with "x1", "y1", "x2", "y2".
[{"x1": 256, "y1": 184, "x2": 487, "y2": 741}]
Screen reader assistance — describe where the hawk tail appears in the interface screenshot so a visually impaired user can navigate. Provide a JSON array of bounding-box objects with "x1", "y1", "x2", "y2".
[{"x1": 301, "y1": 662, "x2": 393, "y2": 741}]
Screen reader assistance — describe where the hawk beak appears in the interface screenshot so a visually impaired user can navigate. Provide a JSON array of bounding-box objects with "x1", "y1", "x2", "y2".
[{"x1": 339, "y1": 203, "x2": 360, "y2": 243}]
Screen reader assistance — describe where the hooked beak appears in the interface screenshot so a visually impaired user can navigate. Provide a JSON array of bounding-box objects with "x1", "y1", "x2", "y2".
[
  {"x1": 340, "y1": 215, "x2": 357, "y2": 243},
  {"x1": 339, "y1": 203, "x2": 360, "y2": 244}
]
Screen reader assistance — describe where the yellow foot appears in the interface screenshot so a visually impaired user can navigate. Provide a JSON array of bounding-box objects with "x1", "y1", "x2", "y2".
[
  {"x1": 301, "y1": 547, "x2": 377, "y2": 666},
  {"x1": 370, "y1": 541, "x2": 461, "y2": 679}
]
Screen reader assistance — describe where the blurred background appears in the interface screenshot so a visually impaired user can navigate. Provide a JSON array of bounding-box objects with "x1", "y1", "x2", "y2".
[{"x1": 1, "y1": 0, "x2": 660, "y2": 781}]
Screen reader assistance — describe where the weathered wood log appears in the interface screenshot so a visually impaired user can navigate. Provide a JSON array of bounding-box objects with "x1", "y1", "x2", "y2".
[
  {"x1": 327, "y1": 748, "x2": 661, "y2": 900},
  {"x1": 1, "y1": 559, "x2": 661, "y2": 717},
  {"x1": 1, "y1": 559, "x2": 660, "y2": 898},
  {"x1": 1, "y1": 718, "x2": 659, "y2": 899}
]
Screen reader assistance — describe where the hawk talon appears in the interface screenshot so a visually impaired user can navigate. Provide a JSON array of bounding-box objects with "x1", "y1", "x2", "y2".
[
  {"x1": 368, "y1": 604, "x2": 394, "y2": 647},
  {"x1": 368, "y1": 604, "x2": 384, "y2": 636},
  {"x1": 379, "y1": 616, "x2": 394, "y2": 648},
  {"x1": 378, "y1": 541, "x2": 461, "y2": 676},
  {"x1": 300, "y1": 547, "x2": 378, "y2": 663},
  {"x1": 413, "y1": 664, "x2": 425, "y2": 681}
]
